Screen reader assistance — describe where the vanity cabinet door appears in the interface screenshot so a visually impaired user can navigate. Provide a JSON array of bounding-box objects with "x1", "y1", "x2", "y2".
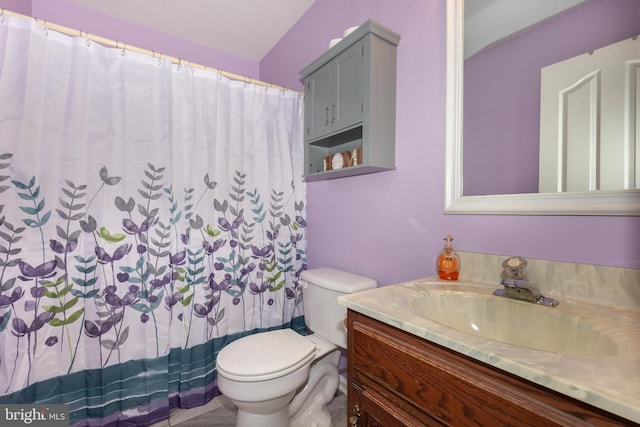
[{"x1": 351, "y1": 380, "x2": 443, "y2": 427}]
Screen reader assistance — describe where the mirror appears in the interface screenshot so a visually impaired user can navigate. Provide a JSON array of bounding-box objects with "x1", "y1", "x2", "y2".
[{"x1": 445, "y1": 0, "x2": 640, "y2": 215}]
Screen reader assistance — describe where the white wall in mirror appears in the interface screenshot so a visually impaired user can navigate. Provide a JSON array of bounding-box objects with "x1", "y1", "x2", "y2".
[{"x1": 444, "y1": 0, "x2": 640, "y2": 215}]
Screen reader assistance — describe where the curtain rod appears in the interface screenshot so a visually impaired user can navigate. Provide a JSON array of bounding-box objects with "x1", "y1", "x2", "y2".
[{"x1": 0, "y1": 8, "x2": 303, "y2": 95}]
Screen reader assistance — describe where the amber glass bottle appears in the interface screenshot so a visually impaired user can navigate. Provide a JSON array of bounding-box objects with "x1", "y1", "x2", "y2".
[{"x1": 437, "y1": 234, "x2": 460, "y2": 280}]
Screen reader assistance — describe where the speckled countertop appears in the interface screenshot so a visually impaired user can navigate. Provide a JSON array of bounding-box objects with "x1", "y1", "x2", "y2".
[{"x1": 338, "y1": 277, "x2": 640, "y2": 423}]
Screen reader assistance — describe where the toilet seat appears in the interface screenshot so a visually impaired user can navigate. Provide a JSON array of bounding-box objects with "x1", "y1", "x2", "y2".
[{"x1": 217, "y1": 329, "x2": 316, "y2": 382}]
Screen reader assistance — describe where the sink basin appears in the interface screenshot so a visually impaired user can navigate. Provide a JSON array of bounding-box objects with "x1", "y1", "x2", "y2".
[{"x1": 411, "y1": 290, "x2": 617, "y2": 357}]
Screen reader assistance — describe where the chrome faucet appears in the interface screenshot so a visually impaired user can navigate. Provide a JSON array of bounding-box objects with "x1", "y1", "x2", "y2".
[{"x1": 493, "y1": 256, "x2": 558, "y2": 307}]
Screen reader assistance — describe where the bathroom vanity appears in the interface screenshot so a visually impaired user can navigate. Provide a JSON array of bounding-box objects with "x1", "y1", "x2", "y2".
[
  {"x1": 340, "y1": 269, "x2": 640, "y2": 426},
  {"x1": 346, "y1": 310, "x2": 631, "y2": 426}
]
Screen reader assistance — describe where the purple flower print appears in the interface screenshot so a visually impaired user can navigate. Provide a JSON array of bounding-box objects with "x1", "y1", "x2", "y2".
[
  {"x1": 203, "y1": 239, "x2": 225, "y2": 255},
  {"x1": 49, "y1": 239, "x2": 78, "y2": 254},
  {"x1": 251, "y1": 245, "x2": 271, "y2": 258},
  {"x1": 193, "y1": 300, "x2": 214, "y2": 317},
  {"x1": 0, "y1": 287, "x2": 24, "y2": 308},
  {"x1": 103, "y1": 285, "x2": 139, "y2": 308},
  {"x1": 218, "y1": 216, "x2": 242, "y2": 232},
  {"x1": 169, "y1": 250, "x2": 186, "y2": 266},
  {"x1": 208, "y1": 274, "x2": 230, "y2": 292},
  {"x1": 249, "y1": 282, "x2": 269, "y2": 295},
  {"x1": 295, "y1": 216, "x2": 306, "y2": 227},
  {"x1": 150, "y1": 272, "x2": 179, "y2": 289},
  {"x1": 240, "y1": 263, "x2": 256, "y2": 275},
  {"x1": 164, "y1": 292, "x2": 183, "y2": 309},
  {"x1": 95, "y1": 244, "x2": 132, "y2": 264},
  {"x1": 17, "y1": 260, "x2": 57, "y2": 280},
  {"x1": 122, "y1": 217, "x2": 157, "y2": 235},
  {"x1": 11, "y1": 311, "x2": 54, "y2": 336}
]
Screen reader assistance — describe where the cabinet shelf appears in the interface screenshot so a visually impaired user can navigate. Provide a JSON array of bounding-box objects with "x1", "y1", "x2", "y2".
[{"x1": 300, "y1": 20, "x2": 400, "y2": 180}]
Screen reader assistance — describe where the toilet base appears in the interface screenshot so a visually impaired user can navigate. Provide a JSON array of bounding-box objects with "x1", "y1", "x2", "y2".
[
  {"x1": 236, "y1": 406, "x2": 289, "y2": 427},
  {"x1": 233, "y1": 392, "x2": 294, "y2": 427}
]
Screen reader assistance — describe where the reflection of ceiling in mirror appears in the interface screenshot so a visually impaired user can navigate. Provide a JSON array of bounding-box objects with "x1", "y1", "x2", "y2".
[{"x1": 464, "y1": 0, "x2": 588, "y2": 58}]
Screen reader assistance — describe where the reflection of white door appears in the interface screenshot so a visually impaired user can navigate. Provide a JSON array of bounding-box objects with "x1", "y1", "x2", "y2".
[{"x1": 539, "y1": 36, "x2": 640, "y2": 193}]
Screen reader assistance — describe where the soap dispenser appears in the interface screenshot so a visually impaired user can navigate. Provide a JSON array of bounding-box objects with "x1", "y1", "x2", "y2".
[{"x1": 437, "y1": 234, "x2": 460, "y2": 280}]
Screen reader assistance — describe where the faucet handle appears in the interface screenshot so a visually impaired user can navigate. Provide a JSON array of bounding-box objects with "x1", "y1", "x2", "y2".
[{"x1": 502, "y1": 256, "x2": 528, "y2": 280}]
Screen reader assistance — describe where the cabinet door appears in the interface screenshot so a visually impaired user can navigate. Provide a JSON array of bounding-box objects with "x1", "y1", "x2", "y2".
[
  {"x1": 350, "y1": 381, "x2": 439, "y2": 427},
  {"x1": 305, "y1": 64, "x2": 335, "y2": 142},
  {"x1": 334, "y1": 41, "x2": 364, "y2": 133}
]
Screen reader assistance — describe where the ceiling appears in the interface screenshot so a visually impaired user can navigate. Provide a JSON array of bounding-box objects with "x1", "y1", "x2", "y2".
[
  {"x1": 64, "y1": 0, "x2": 589, "y2": 63},
  {"x1": 67, "y1": 0, "x2": 316, "y2": 61},
  {"x1": 464, "y1": 0, "x2": 588, "y2": 58}
]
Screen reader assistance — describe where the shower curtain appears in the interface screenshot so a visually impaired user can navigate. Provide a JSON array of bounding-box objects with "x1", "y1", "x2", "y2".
[{"x1": 0, "y1": 15, "x2": 306, "y2": 426}]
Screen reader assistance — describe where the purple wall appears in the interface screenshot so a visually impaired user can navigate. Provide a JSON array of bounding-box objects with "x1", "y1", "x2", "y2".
[
  {"x1": 262, "y1": 0, "x2": 640, "y2": 282},
  {"x1": 1, "y1": 0, "x2": 638, "y2": 283},
  {"x1": 0, "y1": 0, "x2": 29, "y2": 14},
  {"x1": 464, "y1": 0, "x2": 640, "y2": 196}
]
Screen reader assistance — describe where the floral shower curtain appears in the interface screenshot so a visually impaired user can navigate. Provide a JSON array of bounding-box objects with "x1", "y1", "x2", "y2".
[{"x1": 0, "y1": 15, "x2": 306, "y2": 426}]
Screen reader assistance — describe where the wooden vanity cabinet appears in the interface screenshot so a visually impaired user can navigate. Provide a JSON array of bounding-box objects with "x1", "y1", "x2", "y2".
[{"x1": 346, "y1": 310, "x2": 633, "y2": 427}]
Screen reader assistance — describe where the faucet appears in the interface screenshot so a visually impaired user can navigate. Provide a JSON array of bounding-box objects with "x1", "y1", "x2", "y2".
[{"x1": 493, "y1": 256, "x2": 558, "y2": 307}]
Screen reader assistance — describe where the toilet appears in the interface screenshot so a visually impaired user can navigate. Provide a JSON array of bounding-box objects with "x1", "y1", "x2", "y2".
[{"x1": 216, "y1": 267, "x2": 377, "y2": 427}]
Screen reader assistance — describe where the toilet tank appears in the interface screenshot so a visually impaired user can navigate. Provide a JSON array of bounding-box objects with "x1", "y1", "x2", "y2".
[{"x1": 300, "y1": 268, "x2": 376, "y2": 349}]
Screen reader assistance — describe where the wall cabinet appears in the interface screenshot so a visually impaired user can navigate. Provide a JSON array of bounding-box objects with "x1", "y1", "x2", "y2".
[
  {"x1": 347, "y1": 310, "x2": 632, "y2": 426},
  {"x1": 300, "y1": 20, "x2": 400, "y2": 181}
]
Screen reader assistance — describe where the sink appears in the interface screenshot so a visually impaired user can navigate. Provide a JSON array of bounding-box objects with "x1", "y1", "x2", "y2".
[{"x1": 411, "y1": 290, "x2": 617, "y2": 357}]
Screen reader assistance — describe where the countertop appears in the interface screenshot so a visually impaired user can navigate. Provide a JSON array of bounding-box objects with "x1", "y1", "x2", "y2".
[{"x1": 338, "y1": 277, "x2": 640, "y2": 423}]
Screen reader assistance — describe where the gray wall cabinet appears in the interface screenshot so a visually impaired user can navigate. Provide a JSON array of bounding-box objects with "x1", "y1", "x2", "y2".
[{"x1": 300, "y1": 20, "x2": 400, "y2": 180}]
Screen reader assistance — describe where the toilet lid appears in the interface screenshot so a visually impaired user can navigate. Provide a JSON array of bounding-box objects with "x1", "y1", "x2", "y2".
[{"x1": 216, "y1": 329, "x2": 316, "y2": 382}]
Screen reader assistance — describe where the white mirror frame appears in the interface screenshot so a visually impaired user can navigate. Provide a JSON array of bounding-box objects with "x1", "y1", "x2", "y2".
[{"x1": 444, "y1": 0, "x2": 640, "y2": 216}]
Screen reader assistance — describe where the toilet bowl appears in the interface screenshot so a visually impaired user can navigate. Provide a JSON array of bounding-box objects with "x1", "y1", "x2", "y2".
[
  {"x1": 216, "y1": 329, "x2": 318, "y2": 427},
  {"x1": 216, "y1": 268, "x2": 377, "y2": 427}
]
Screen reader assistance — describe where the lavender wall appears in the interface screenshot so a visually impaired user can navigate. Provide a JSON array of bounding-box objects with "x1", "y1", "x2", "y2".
[
  {"x1": 464, "y1": 0, "x2": 640, "y2": 196},
  {"x1": 261, "y1": 0, "x2": 640, "y2": 283},
  {"x1": 0, "y1": 0, "x2": 29, "y2": 14},
  {"x1": 1, "y1": 0, "x2": 638, "y2": 283}
]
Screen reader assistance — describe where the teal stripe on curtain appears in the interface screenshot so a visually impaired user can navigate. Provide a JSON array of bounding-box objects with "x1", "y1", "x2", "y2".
[
  {"x1": 0, "y1": 356, "x2": 170, "y2": 425},
  {"x1": 0, "y1": 316, "x2": 305, "y2": 426}
]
